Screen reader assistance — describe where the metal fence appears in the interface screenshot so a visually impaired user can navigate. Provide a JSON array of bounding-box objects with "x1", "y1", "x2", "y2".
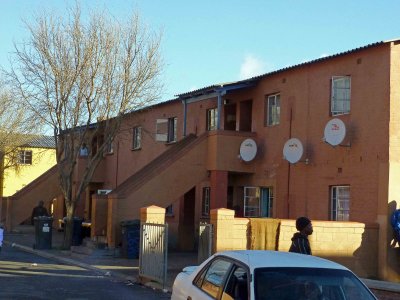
[
  {"x1": 198, "y1": 223, "x2": 213, "y2": 264},
  {"x1": 139, "y1": 223, "x2": 168, "y2": 289}
]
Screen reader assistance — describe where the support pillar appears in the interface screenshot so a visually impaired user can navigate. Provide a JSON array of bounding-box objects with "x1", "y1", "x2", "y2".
[
  {"x1": 140, "y1": 205, "x2": 166, "y2": 224},
  {"x1": 107, "y1": 196, "x2": 118, "y2": 248},
  {"x1": 210, "y1": 208, "x2": 235, "y2": 253},
  {"x1": 210, "y1": 170, "x2": 228, "y2": 209}
]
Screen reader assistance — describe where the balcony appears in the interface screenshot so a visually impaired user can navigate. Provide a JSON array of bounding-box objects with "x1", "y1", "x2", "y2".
[{"x1": 207, "y1": 130, "x2": 257, "y2": 173}]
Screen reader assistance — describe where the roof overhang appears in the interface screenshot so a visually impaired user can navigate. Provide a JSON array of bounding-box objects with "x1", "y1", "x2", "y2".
[{"x1": 177, "y1": 80, "x2": 257, "y2": 104}]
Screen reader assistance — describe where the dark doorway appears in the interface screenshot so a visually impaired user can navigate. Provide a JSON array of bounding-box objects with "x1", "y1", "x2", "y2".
[
  {"x1": 227, "y1": 186, "x2": 234, "y2": 209},
  {"x1": 224, "y1": 103, "x2": 237, "y2": 131},
  {"x1": 239, "y1": 100, "x2": 252, "y2": 132},
  {"x1": 179, "y1": 187, "x2": 196, "y2": 251}
]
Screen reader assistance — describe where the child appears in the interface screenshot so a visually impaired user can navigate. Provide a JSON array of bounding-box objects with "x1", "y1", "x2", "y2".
[
  {"x1": 0, "y1": 223, "x2": 3, "y2": 252},
  {"x1": 289, "y1": 217, "x2": 313, "y2": 255}
]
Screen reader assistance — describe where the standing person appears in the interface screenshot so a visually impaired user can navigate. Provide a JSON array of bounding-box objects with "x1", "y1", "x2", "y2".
[
  {"x1": 289, "y1": 217, "x2": 313, "y2": 255},
  {"x1": 31, "y1": 200, "x2": 49, "y2": 225}
]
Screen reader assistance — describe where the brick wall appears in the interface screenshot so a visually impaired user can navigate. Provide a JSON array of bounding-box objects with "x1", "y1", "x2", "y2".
[{"x1": 210, "y1": 208, "x2": 379, "y2": 279}]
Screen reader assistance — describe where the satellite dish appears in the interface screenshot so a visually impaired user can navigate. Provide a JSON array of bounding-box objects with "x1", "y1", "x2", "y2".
[
  {"x1": 324, "y1": 118, "x2": 346, "y2": 146},
  {"x1": 239, "y1": 138, "x2": 257, "y2": 162},
  {"x1": 283, "y1": 138, "x2": 304, "y2": 164}
]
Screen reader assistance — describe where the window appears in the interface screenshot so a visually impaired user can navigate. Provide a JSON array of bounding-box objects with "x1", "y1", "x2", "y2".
[
  {"x1": 79, "y1": 144, "x2": 89, "y2": 157},
  {"x1": 166, "y1": 204, "x2": 173, "y2": 216},
  {"x1": 265, "y1": 94, "x2": 280, "y2": 126},
  {"x1": 194, "y1": 259, "x2": 233, "y2": 299},
  {"x1": 207, "y1": 108, "x2": 218, "y2": 131},
  {"x1": 132, "y1": 126, "x2": 142, "y2": 150},
  {"x1": 202, "y1": 187, "x2": 210, "y2": 217},
  {"x1": 18, "y1": 150, "x2": 32, "y2": 165},
  {"x1": 244, "y1": 187, "x2": 273, "y2": 217},
  {"x1": 168, "y1": 117, "x2": 177, "y2": 142},
  {"x1": 106, "y1": 139, "x2": 113, "y2": 154},
  {"x1": 156, "y1": 117, "x2": 177, "y2": 143},
  {"x1": 331, "y1": 185, "x2": 350, "y2": 221},
  {"x1": 223, "y1": 266, "x2": 248, "y2": 300},
  {"x1": 331, "y1": 76, "x2": 351, "y2": 115}
]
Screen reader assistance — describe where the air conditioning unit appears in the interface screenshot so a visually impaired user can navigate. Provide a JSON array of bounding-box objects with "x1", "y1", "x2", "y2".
[{"x1": 97, "y1": 189, "x2": 112, "y2": 195}]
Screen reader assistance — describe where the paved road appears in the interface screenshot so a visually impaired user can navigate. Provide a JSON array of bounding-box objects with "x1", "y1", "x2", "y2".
[{"x1": 0, "y1": 244, "x2": 171, "y2": 300}]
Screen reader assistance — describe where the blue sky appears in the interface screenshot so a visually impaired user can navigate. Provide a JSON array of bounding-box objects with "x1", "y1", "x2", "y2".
[{"x1": 1, "y1": 1, "x2": 400, "y2": 102}]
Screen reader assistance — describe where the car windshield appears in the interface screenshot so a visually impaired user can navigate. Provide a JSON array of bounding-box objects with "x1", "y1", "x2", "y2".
[{"x1": 254, "y1": 267, "x2": 375, "y2": 300}]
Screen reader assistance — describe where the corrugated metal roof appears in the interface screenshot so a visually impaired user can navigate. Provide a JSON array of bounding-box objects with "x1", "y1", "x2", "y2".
[
  {"x1": 20, "y1": 135, "x2": 55, "y2": 148},
  {"x1": 176, "y1": 40, "x2": 397, "y2": 99}
]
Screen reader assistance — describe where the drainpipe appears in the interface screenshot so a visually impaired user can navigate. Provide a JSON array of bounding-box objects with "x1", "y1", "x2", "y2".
[
  {"x1": 182, "y1": 99, "x2": 187, "y2": 137},
  {"x1": 217, "y1": 91, "x2": 226, "y2": 130}
]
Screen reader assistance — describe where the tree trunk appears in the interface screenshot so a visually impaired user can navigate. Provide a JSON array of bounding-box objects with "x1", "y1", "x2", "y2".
[{"x1": 62, "y1": 202, "x2": 76, "y2": 249}]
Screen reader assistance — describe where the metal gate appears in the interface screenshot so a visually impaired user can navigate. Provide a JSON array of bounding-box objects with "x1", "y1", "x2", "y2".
[
  {"x1": 139, "y1": 223, "x2": 168, "y2": 289},
  {"x1": 198, "y1": 223, "x2": 213, "y2": 264}
]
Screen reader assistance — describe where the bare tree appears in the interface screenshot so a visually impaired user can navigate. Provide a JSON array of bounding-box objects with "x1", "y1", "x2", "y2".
[
  {"x1": 0, "y1": 86, "x2": 44, "y2": 191},
  {"x1": 6, "y1": 5, "x2": 163, "y2": 248}
]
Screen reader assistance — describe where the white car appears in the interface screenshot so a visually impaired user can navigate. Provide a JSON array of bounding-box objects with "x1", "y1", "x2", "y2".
[{"x1": 171, "y1": 250, "x2": 376, "y2": 300}]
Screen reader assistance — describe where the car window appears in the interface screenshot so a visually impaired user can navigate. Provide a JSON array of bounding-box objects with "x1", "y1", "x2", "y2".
[
  {"x1": 196, "y1": 259, "x2": 232, "y2": 299},
  {"x1": 254, "y1": 267, "x2": 376, "y2": 300},
  {"x1": 222, "y1": 266, "x2": 248, "y2": 300}
]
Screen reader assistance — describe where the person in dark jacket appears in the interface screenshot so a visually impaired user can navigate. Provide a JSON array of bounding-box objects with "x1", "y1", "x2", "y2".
[
  {"x1": 31, "y1": 201, "x2": 49, "y2": 225},
  {"x1": 289, "y1": 216, "x2": 313, "y2": 255}
]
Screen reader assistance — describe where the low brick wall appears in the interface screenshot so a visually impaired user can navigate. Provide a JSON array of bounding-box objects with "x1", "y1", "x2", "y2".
[{"x1": 210, "y1": 209, "x2": 379, "y2": 279}]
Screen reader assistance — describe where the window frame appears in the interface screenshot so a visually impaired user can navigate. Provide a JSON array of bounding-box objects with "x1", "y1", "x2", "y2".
[
  {"x1": 243, "y1": 186, "x2": 273, "y2": 218},
  {"x1": 331, "y1": 185, "x2": 350, "y2": 221},
  {"x1": 331, "y1": 76, "x2": 351, "y2": 116},
  {"x1": 265, "y1": 93, "x2": 281, "y2": 126},
  {"x1": 193, "y1": 257, "x2": 234, "y2": 299},
  {"x1": 132, "y1": 126, "x2": 142, "y2": 150},
  {"x1": 244, "y1": 186, "x2": 260, "y2": 217},
  {"x1": 202, "y1": 187, "x2": 211, "y2": 217},
  {"x1": 167, "y1": 117, "x2": 177, "y2": 143},
  {"x1": 206, "y1": 107, "x2": 218, "y2": 131},
  {"x1": 18, "y1": 150, "x2": 33, "y2": 165}
]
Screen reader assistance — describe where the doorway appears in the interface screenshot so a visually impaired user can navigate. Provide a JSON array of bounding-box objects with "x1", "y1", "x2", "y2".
[
  {"x1": 239, "y1": 100, "x2": 253, "y2": 132},
  {"x1": 224, "y1": 103, "x2": 237, "y2": 131},
  {"x1": 178, "y1": 187, "x2": 196, "y2": 251}
]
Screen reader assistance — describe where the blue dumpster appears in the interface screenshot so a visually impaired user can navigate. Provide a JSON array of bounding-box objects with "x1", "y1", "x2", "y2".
[
  {"x1": 120, "y1": 220, "x2": 141, "y2": 259},
  {"x1": 34, "y1": 216, "x2": 53, "y2": 249}
]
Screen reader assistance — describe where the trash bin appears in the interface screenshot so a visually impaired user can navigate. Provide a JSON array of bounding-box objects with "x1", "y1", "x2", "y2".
[
  {"x1": 71, "y1": 217, "x2": 83, "y2": 246},
  {"x1": 120, "y1": 220, "x2": 141, "y2": 259},
  {"x1": 34, "y1": 216, "x2": 53, "y2": 250}
]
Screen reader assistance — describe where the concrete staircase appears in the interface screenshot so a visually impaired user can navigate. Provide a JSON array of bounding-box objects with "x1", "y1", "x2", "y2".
[{"x1": 112, "y1": 133, "x2": 209, "y2": 221}]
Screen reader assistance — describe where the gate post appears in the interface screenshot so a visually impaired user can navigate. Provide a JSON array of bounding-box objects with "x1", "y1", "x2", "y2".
[
  {"x1": 210, "y1": 208, "x2": 235, "y2": 253},
  {"x1": 140, "y1": 205, "x2": 166, "y2": 224}
]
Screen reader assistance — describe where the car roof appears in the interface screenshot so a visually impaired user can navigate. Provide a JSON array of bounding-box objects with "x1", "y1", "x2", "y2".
[{"x1": 215, "y1": 250, "x2": 349, "y2": 271}]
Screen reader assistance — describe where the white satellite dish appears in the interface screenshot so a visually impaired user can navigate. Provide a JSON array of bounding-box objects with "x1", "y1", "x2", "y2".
[
  {"x1": 283, "y1": 138, "x2": 304, "y2": 164},
  {"x1": 324, "y1": 118, "x2": 346, "y2": 146},
  {"x1": 239, "y1": 138, "x2": 257, "y2": 162}
]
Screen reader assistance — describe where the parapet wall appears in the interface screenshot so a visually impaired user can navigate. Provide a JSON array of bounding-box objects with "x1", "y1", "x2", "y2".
[{"x1": 210, "y1": 208, "x2": 379, "y2": 279}]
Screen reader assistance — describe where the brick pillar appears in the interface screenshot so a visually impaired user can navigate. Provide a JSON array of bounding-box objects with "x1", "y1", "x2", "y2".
[
  {"x1": 5, "y1": 197, "x2": 13, "y2": 232},
  {"x1": 91, "y1": 194, "x2": 108, "y2": 238},
  {"x1": 107, "y1": 196, "x2": 119, "y2": 249},
  {"x1": 210, "y1": 170, "x2": 228, "y2": 209},
  {"x1": 210, "y1": 208, "x2": 235, "y2": 253},
  {"x1": 140, "y1": 205, "x2": 166, "y2": 224}
]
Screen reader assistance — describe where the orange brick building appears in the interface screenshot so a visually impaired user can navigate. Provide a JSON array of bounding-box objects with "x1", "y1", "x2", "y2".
[{"x1": 6, "y1": 39, "x2": 400, "y2": 281}]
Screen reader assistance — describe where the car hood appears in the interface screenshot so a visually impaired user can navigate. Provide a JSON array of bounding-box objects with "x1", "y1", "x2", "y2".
[{"x1": 181, "y1": 266, "x2": 197, "y2": 275}]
